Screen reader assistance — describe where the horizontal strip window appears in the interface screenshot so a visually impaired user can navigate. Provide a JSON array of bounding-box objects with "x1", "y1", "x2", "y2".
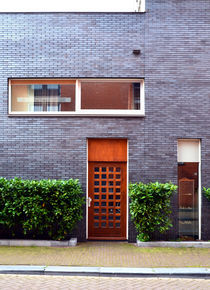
[{"x1": 9, "y1": 79, "x2": 145, "y2": 116}]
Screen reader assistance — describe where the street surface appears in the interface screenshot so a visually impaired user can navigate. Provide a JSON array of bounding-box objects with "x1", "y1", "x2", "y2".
[
  {"x1": 0, "y1": 275, "x2": 209, "y2": 290},
  {"x1": 0, "y1": 242, "x2": 209, "y2": 268}
]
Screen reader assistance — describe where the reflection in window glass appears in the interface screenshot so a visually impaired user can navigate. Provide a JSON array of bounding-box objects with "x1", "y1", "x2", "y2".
[
  {"x1": 178, "y1": 162, "x2": 199, "y2": 239},
  {"x1": 11, "y1": 83, "x2": 75, "y2": 112},
  {"x1": 81, "y1": 81, "x2": 141, "y2": 110}
]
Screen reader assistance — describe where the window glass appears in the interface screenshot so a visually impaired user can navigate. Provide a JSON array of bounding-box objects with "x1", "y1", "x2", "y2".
[
  {"x1": 10, "y1": 79, "x2": 144, "y2": 115},
  {"x1": 81, "y1": 81, "x2": 141, "y2": 110},
  {"x1": 11, "y1": 82, "x2": 75, "y2": 112}
]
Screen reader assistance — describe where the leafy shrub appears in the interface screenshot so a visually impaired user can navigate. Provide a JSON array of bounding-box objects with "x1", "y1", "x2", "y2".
[
  {"x1": 129, "y1": 182, "x2": 177, "y2": 242},
  {"x1": 203, "y1": 187, "x2": 210, "y2": 201},
  {"x1": 0, "y1": 178, "x2": 84, "y2": 240}
]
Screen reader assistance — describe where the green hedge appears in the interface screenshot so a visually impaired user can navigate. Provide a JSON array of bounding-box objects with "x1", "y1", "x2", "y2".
[
  {"x1": 129, "y1": 182, "x2": 177, "y2": 241},
  {"x1": 203, "y1": 187, "x2": 210, "y2": 201},
  {"x1": 0, "y1": 178, "x2": 84, "y2": 240}
]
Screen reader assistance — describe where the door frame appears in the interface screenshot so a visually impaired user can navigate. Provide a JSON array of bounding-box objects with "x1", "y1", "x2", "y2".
[
  {"x1": 198, "y1": 140, "x2": 201, "y2": 240},
  {"x1": 177, "y1": 139, "x2": 201, "y2": 240},
  {"x1": 86, "y1": 138, "x2": 128, "y2": 240}
]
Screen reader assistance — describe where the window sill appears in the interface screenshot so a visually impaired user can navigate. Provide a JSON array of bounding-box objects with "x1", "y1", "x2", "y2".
[{"x1": 8, "y1": 110, "x2": 145, "y2": 117}]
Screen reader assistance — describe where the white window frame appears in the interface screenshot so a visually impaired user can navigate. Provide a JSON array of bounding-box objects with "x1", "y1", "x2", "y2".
[
  {"x1": 177, "y1": 139, "x2": 201, "y2": 240},
  {"x1": 8, "y1": 78, "x2": 145, "y2": 117}
]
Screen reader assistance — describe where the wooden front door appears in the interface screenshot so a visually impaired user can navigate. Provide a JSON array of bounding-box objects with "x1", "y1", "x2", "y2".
[{"x1": 88, "y1": 139, "x2": 127, "y2": 240}]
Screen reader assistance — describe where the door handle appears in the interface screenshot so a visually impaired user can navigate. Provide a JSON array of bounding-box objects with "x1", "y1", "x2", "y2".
[{"x1": 87, "y1": 197, "x2": 92, "y2": 207}]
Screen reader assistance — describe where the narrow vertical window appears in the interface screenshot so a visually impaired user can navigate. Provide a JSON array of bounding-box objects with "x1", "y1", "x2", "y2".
[{"x1": 177, "y1": 139, "x2": 200, "y2": 240}]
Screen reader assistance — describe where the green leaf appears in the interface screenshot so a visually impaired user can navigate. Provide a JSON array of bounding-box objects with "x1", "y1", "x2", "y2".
[
  {"x1": 0, "y1": 177, "x2": 85, "y2": 240},
  {"x1": 129, "y1": 181, "x2": 177, "y2": 241}
]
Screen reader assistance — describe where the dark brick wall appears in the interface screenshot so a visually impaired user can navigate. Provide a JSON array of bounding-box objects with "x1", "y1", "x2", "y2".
[
  {"x1": 143, "y1": 0, "x2": 210, "y2": 241},
  {"x1": 0, "y1": 1, "x2": 209, "y2": 241}
]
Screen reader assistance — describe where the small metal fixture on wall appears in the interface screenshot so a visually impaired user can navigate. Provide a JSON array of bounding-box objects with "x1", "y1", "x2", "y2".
[{"x1": 133, "y1": 49, "x2": 141, "y2": 56}]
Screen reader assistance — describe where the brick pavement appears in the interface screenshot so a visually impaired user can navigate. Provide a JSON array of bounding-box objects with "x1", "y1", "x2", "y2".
[
  {"x1": 0, "y1": 242, "x2": 209, "y2": 267},
  {"x1": 0, "y1": 275, "x2": 209, "y2": 290}
]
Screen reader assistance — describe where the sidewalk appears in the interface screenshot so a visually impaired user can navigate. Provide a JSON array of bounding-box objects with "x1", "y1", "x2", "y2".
[{"x1": 0, "y1": 242, "x2": 209, "y2": 268}]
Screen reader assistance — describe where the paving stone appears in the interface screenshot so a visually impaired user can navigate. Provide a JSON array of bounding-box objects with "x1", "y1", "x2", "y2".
[
  {"x1": 0, "y1": 242, "x2": 209, "y2": 268},
  {"x1": 0, "y1": 275, "x2": 209, "y2": 290}
]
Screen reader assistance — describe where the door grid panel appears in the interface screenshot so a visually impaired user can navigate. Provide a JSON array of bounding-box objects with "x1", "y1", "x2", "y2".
[
  {"x1": 93, "y1": 165, "x2": 122, "y2": 230},
  {"x1": 88, "y1": 162, "x2": 126, "y2": 239}
]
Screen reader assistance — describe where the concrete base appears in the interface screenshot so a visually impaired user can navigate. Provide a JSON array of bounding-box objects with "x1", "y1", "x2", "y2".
[
  {"x1": 69, "y1": 238, "x2": 77, "y2": 247},
  {"x1": 0, "y1": 238, "x2": 77, "y2": 247},
  {"x1": 136, "y1": 240, "x2": 210, "y2": 248}
]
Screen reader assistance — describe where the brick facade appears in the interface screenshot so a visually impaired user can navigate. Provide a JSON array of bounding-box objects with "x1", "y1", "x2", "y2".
[{"x1": 0, "y1": 0, "x2": 209, "y2": 241}]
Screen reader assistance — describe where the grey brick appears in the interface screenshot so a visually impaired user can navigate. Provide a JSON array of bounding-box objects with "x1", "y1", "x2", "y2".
[{"x1": 0, "y1": 1, "x2": 209, "y2": 241}]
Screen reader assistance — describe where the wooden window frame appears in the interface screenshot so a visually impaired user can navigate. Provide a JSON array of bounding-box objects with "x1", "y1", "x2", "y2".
[{"x1": 8, "y1": 78, "x2": 145, "y2": 117}]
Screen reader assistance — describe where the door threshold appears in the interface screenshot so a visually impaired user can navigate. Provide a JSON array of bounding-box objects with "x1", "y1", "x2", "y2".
[{"x1": 88, "y1": 237, "x2": 127, "y2": 241}]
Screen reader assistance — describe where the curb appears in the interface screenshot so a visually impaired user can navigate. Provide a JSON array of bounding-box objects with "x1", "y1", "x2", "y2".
[
  {"x1": 1, "y1": 239, "x2": 210, "y2": 248},
  {"x1": 0, "y1": 266, "x2": 209, "y2": 278},
  {"x1": 136, "y1": 241, "x2": 210, "y2": 248},
  {"x1": 0, "y1": 238, "x2": 77, "y2": 247}
]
